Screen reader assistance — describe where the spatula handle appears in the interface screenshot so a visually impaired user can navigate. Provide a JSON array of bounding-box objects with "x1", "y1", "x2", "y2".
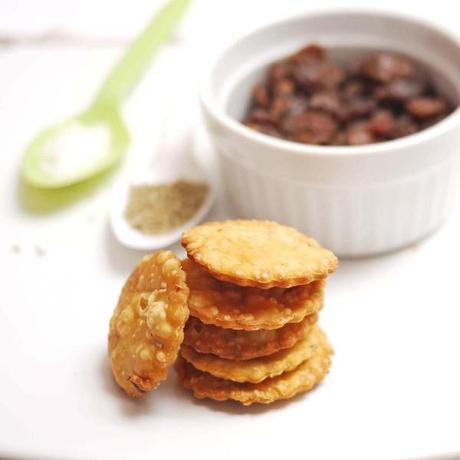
[{"x1": 91, "y1": 0, "x2": 190, "y2": 111}]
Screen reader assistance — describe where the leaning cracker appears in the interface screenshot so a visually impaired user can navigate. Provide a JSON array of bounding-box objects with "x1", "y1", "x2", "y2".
[
  {"x1": 175, "y1": 330, "x2": 332, "y2": 405},
  {"x1": 182, "y1": 220, "x2": 338, "y2": 288},
  {"x1": 183, "y1": 313, "x2": 317, "y2": 360},
  {"x1": 108, "y1": 251, "x2": 189, "y2": 397},
  {"x1": 182, "y1": 258, "x2": 324, "y2": 330},
  {"x1": 181, "y1": 325, "x2": 323, "y2": 383}
]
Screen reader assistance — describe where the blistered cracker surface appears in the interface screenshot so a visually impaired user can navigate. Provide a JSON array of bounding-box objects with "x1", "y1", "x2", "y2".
[
  {"x1": 181, "y1": 220, "x2": 338, "y2": 289},
  {"x1": 182, "y1": 258, "x2": 324, "y2": 330},
  {"x1": 108, "y1": 251, "x2": 189, "y2": 397},
  {"x1": 180, "y1": 325, "x2": 322, "y2": 383},
  {"x1": 183, "y1": 313, "x2": 318, "y2": 360},
  {"x1": 175, "y1": 328, "x2": 333, "y2": 405}
]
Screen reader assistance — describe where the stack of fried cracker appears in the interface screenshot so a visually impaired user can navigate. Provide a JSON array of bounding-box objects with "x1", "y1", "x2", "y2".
[{"x1": 176, "y1": 220, "x2": 338, "y2": 405}]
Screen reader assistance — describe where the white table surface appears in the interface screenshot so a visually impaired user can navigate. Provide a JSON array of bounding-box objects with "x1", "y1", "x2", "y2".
[{"x1": 1, "y1": 2, "x2": 460, "y2": 459}]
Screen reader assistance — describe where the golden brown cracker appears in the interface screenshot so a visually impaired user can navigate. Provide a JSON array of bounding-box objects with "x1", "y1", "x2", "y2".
[
  {"x1": 180, "y1": 325, "x2": 323, "y2": 383},
  {"x1": 181, "y1": 220, "x2": 337, "y2": 289},
  {"x1": 183, "y1": 313, "x2": 317, "y2": 360},
  {"x1": 175, "y1": 330, "x2": 333, "y2": 405},
  {"x1": 108, "y1": 251, "x2": 189, "y2": 397},
  {"x1": 182, "y1": 258, "x2": 324, "y2": 330}
]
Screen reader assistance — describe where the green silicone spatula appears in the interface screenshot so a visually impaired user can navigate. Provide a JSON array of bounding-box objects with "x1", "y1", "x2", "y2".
[{"x1": 22, "y1": 0, "x2": 190, "y2": 189}]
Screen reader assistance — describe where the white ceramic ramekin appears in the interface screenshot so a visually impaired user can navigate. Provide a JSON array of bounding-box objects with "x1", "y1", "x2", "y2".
[{"x1": 200, "y1": 10, "x2": 460, "y2": 257}]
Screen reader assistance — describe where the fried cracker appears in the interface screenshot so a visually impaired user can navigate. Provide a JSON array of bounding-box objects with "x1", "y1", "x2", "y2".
[
  {"x1": 181, "y1": 220, "x2": 338, "y2": 289},
  {"x1": 181, "y1": 325, "x2": 323, "y2": 383},
  {"x1": 108, "y1": 251, "x2": 189, "y2": 397},
  {"x1": 182, "y1": 258, "x2": 324, "y2": 330},
  {"x1": 175, "y1": 329, "x2": 332, "y2": 405},
  {"x1": 183, "y1": 313, "x2": 317, "y2": 360}
]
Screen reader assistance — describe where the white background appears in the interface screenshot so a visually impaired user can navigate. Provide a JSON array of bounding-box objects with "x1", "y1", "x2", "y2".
[{"x1": 1, "y1": 1, "x2": 460, "y2": 459}]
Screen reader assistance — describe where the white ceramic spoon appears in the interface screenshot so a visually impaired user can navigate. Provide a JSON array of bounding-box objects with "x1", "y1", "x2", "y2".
[{"x1": 110, "y1": 74, "x2": 214, "y2": 250}]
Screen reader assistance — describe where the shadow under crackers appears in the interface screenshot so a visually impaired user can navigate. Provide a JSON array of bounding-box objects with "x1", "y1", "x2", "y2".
[
  {"x1": 99, "y1": 350, "x2": 196, "y2": 418},
  {"x1": 99, "y1": 351, "x2": 154, "y2": 417},
  {"x1": 99, "y1": 342, "x2": 329, "y2": 418}
]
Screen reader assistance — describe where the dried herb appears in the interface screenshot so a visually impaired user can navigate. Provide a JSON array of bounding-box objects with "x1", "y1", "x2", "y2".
[{"x1": 125, "y1": 180, "x2": 208, "y2": 234}]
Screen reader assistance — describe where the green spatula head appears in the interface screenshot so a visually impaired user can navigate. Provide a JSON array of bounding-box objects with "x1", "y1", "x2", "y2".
[
  {"x1": 22, "y1": 0, "x2": 190, "y2": 189},
  {"x1": 22, "y1": 110, "x2": 130, "y2": 188}
]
